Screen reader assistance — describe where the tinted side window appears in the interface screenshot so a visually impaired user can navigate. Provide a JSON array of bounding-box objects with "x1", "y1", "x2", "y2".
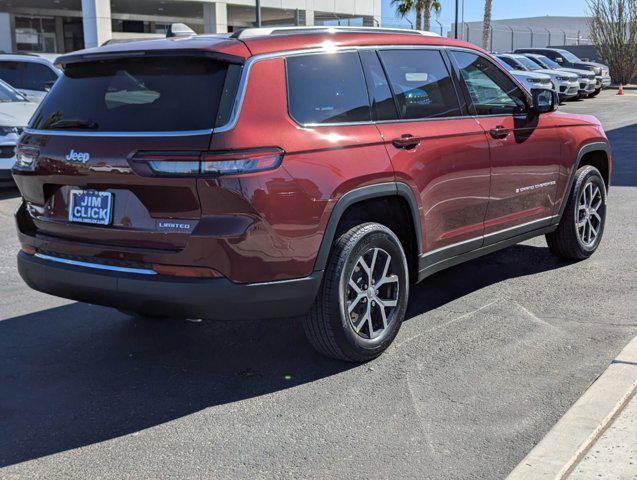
[
  {"x1": 378, "y1": 49, "x2": 461, "y2": 120},
  {"x1": 286, "y1": 52, "x2": 371, "y2": 125},
  {"x1": 359, "y1": 50, "x2": 398, "y2": 121},
  {"x1": 0, "y1": 61, "x2": 22, "y2": 89},
  {"x1": 21, "y1": 63, "x2": 58, "y2": 91},
  {"x1": 451, "y1": 51, "x2": 528, "y2": 116}
]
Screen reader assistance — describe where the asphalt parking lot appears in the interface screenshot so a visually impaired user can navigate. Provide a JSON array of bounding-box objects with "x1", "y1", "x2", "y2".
[{"x1": 1, "y1": 90, "x2": 636, "y2": 480}]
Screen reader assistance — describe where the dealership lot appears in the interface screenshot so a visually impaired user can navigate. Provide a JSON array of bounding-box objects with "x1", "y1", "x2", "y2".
[{"x1": 0, "y1": 91, "x2": 635, "y2": 479}]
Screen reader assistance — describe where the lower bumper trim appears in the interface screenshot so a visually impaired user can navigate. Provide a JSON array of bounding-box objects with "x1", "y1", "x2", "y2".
[{"x1": 18, "y1": 251, "x2": 322, "y2": 320}]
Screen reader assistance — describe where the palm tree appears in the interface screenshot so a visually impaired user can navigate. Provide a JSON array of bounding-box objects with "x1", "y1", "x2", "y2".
[
  {"x1": 391, "y1": 0, "x2": 423, "y2": 30},
  {"x1": 423, "y1": 0, "x2": 442, "y2": 33},
  {"x1": 482, "y1": 0, "x2": 493, "y2": 50}
]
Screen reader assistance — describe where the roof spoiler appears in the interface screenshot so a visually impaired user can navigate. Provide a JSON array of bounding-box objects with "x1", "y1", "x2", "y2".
[{"x1": 166, "y1": 23, "x2": 196, "y2": 38}]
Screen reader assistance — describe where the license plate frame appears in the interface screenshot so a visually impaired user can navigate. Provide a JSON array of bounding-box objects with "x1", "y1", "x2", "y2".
[{"x1": 68, "y1": 189, "x2": 113, "y2": 226}]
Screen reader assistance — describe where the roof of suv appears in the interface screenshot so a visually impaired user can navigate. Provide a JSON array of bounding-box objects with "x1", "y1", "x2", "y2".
[
  {"x1": 0, "y1": 53, "x2": 58, "y2": 65},
  {"x1": 56, "y1": 28, "x2": 479, "y2": 66}
]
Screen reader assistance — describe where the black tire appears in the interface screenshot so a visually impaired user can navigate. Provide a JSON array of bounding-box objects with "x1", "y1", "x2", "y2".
[
  {"x1": 589, "y1": 88, "x2": 601, "y2": 97},
  {"x1": 546, "y1": 165, "x2": 607, "y2": 260},
  {"x1": 303, "y1": 222, "x2": 409, "y2": 362}
]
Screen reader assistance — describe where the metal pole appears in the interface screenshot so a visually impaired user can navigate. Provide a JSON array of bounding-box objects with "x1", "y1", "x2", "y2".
[
  {"x1": 509, "y1": 26, "x2": 514, "y2": 51},
  {"x1": 435, "y1": 19, "x2": 443, "y2": 36},
  {"x1": 461, "y1": 0, "x2": 465, "y2": 40},
  {"x1": 545, "y1": 28, "x2": 551, "y2": 46},
  {"x1": 454, "y1": 0, "x2": 459, "y2": 39},
  {"x1": 256, "y1": 0, "x2": 262, "y2": 27},
  {"x1": 528, "y1": 27, "x2": 534, "y2": 47}
]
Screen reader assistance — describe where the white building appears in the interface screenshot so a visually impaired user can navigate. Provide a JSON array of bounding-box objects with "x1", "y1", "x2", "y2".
[{"x1": 0, "y1": 0, "x2": 382, "y2": 54}]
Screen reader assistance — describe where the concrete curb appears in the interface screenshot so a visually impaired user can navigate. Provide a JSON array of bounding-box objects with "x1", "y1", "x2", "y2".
[{"x1": 506, "y1": 335, "x2": 637, "y2": 480}]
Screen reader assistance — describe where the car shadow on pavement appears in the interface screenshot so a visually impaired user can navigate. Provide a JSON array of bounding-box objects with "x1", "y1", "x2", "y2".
[
  {"x1": 605, "y1": 123, "x2": 637, "y2": 187},
  {"x1": 407, "y1": 243, "x2": 571, "y2": 316},
  {"x1": 0, "y1": 242, "x2": 570, "y2": 468},
  {"x1": 0, "y1": 187, "x2": 19, "y2": 200}
]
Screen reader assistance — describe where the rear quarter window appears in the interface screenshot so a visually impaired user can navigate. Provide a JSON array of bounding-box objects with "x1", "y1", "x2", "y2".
[
  {"x1": 286, "y1": 52, "x2": 371, "y2": 125},
  {"x1": 30, "y1": 56, "x2": 230, "y2": 132}
]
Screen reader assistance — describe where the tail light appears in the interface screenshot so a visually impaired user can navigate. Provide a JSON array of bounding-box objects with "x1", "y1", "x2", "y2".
[
  {"x1": 14, "y1": 147, "x2": 39, "y2": 171},
  {"x1": 132, "y1": 148, "x2": 284, "y2": 177}
]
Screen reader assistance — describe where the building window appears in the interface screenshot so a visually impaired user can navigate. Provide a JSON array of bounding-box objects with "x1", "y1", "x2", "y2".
[{"x1": 15, "y1": 16, "x2": 57, "y2": 53}]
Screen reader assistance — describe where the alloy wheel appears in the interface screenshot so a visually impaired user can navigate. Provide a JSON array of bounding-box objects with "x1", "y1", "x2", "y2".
[
  {"x1": 345, "y1": 247, "x2": 400, "y2": 340},
  {"x1": 576, "y1": 180, "x2": 603, "y2": 247}
]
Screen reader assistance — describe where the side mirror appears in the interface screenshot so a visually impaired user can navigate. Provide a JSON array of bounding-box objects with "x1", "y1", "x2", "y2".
[
  {"x1": 581, "y1": 57, "x2": 589, "y2": 62},
  {"x1": 555, "y1": 57, "x2": 564, "y2": 63},
  {"x1": 531, "y1": 88, "x2": 558, "y2": 114}
]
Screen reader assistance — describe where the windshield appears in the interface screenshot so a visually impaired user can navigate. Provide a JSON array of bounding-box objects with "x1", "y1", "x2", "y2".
[
  {"x1": 0, "y1": 79, "x2": 26, "y2": 102},
  {"x1": 30, "y1": 56, "x2": 230, "y2": 132},
  {"x1": 498, "y1": 56, "x2": 524, "y2": 70},
  {"x1": 496, "y1": 58, "x2": 513, "y2": 71},
  {"x1": 514, "y1": 56, "x2": 543, "y2": 71},
  {"x1": 536, "y1": 55, "x2": 561, "y2": 69},
  {"x1": 557, "y1": 49, "x2": 582, "y2": 63}
]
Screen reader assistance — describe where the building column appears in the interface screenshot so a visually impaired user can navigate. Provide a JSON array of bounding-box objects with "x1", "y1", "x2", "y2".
[
  {"x1": 0, "y1": 12, "x2": 14, "y2": 53},
  {"x1": 203, "y1": 2, "x2": 228, "y2": 34},
  {"x1": 304, "y1": 10, "x2": 314, "y2": 26},
  {"x1": 81, "y1": 0, "x2": 112, "y2": 48}
]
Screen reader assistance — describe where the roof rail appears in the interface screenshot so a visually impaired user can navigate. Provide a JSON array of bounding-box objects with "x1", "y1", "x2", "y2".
[{"x1": 231, "y1": 26, "x2": 440, "y2": 40}]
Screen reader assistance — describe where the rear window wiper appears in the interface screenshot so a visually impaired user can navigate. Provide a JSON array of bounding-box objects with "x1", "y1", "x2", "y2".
[{"x1": 46, "y1": 119, "x2": 99, "y2": 130}]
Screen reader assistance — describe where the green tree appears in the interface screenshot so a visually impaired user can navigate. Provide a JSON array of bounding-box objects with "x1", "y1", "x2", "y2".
[
  {"x1": 588, "y1": 0, "x2": 637, "y2": 84},
  {"x1": 482, "y1": 0, "x2": 493, "y2": 50}
]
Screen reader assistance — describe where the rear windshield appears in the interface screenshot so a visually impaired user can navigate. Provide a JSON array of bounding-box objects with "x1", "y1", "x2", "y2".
[{"x1": 30, "y1": 56, "x2": 229, "y2": 132}]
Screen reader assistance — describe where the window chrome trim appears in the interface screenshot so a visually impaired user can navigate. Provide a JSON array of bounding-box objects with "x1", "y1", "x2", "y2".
[
  {"x1": 214, "y1": 44, "x2": 477, "y2": 133},
  {"x1": 24, "y1": 43, "x2": 518, "y2": 137},
  {"x1": 34, "y1": 253, "x2": 157, "y2": 275}
]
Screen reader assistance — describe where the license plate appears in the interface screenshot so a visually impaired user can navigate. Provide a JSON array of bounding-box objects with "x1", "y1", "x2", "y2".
[{"x1": 68, "y1": 189, "x2": 113, "y2": 226}]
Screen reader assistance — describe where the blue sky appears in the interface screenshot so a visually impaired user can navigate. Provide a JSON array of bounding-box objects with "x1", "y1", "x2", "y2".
[{"x1": 381, "y1": 0, "x2": 590, "y2": 27}]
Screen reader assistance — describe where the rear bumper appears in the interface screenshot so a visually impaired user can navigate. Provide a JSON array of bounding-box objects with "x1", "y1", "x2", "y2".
[{"x1": 17, "y1": 251, "x2": 322, "y2": 320}]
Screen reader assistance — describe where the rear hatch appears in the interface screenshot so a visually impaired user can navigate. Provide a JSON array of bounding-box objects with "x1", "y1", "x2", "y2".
[{"x1": 15, "y1": 51, "x2": 243, "y2": 251}]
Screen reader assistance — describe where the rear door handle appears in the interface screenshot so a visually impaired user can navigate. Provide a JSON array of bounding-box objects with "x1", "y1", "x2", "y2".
[
  {"x1": 392, "y1": 134, "x2": 421, "y2": 150},
  {"x1": 489, "y1": 126, "x2": 511, "y2": 139}
]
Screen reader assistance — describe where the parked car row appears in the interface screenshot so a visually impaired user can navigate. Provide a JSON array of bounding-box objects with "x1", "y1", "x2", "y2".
[
  {"x1": 0, "y1": 54, "x2": 61, "y2": 185},
  {"x1": 495, "y1": 48, "x2": 610, "y2": 103}
]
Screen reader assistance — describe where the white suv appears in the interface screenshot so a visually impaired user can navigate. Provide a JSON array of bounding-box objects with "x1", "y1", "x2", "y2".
[
  {"x1": 0, "y1": 54, "x2": 61, "y2": 103},
  {"x1": 0, "y1": 79, "x2": 38, "y2": 186},
  {"x1": 497, "y1": 54, "x2": 580, "y2": 101},
  {"x1": 522, "y1": 53, "x2": 601, "y2": 99}
]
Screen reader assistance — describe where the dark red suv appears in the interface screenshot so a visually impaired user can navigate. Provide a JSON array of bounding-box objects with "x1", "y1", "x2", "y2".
[{"x1": 13, "y1": 27, "x2": 611, "y2": 361}]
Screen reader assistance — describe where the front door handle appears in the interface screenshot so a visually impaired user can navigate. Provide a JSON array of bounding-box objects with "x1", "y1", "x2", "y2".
[
  {"x1": 392, "y1": 134, "x2": 421, "y2": 150},
  {"x1": 489, "y1": 126, "x2": 511, "y2": 139}
]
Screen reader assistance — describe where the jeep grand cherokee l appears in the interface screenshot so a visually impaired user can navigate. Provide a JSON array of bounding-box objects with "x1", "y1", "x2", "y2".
[{"x1": 13, "y1": 27, "x2": 611, "y2": 362}]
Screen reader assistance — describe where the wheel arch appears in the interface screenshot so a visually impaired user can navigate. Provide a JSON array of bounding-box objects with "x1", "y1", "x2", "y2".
[
  {"x1": 558, "y1": 142, "x2": 611, "y2": 220},
  {"x1": 313, "y1": 183, "x2": 423, "y2": 278}
]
